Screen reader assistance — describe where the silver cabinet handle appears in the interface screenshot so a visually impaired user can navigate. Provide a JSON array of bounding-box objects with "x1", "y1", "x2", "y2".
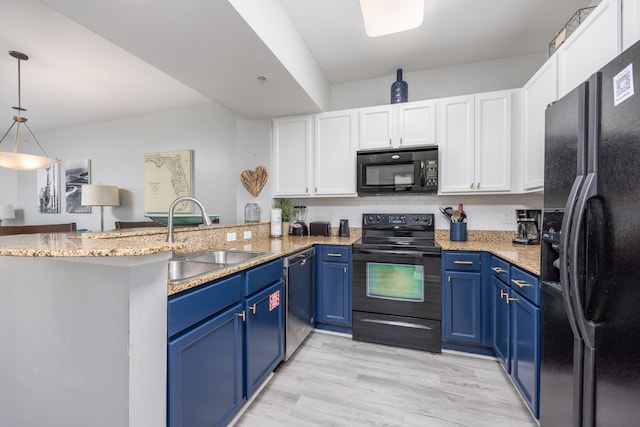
[{"x1": 511, "y1": 279, "x2": 532, "y2": 288}]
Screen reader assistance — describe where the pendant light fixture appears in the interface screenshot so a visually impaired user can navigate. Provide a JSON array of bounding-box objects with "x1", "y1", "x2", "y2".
[{"x1": 0, "y1": 51, "x2": 58, "y2": 170}]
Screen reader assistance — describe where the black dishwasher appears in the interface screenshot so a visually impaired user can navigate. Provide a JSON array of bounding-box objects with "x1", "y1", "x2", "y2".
[{"x1": 283, "y1": 247, "x2": 315, "y2": 360}]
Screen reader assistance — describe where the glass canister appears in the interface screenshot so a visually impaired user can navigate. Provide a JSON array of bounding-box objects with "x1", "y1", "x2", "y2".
[{"x1": 244, "y1": 202, "x2": 261, "y2": 222}]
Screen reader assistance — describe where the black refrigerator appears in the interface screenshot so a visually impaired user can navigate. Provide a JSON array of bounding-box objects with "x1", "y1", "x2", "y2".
[{"x1": 540, "y1": 40, "x2": 640, "y2": 426}]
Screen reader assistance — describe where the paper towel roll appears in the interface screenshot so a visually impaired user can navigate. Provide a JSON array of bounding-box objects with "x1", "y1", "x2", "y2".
[{"x1": 270, "y1": 208, "x2": 282, "y2": 237}]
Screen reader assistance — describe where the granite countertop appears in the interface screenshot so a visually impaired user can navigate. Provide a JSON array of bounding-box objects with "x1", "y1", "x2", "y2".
[
  {"x1": 435, "y1": 230, "x2": 541, "y2": 276},
  {"x1": 0, "y1": 232, "x2": 178, "y2": 257},
  {"x1": 0, "y1": 224, "x2": 540, "y2": 294}
]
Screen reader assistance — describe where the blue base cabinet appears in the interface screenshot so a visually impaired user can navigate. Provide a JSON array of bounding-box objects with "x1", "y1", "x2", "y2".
[
  {"x1": 491, "y1": 256, "x2": 511, "y2": 371},
  {"x1": 511, "y1": 288, "x2": 540, "y2": 417},
  {"x1": 491, "y1": 276, "x2": 511, "y2": 371},
  {"x1": 244, "y1": 279, "x2": 284, "y2": 398},
  {"x1": 315, "y1": 245, "x2": 351, "y2": 331},
  {"x1": 168, "y1": 258, "x2": 285, "y2": 427},
  {"x1": 168, "y1": 303, "x2": 243, "y2": 427},
  {"x1": 490, "y1": 255, "x2": 540, "y2": 419},
  {"x1": 442, "y1": 251, "x2": 492, "y2": 352}
]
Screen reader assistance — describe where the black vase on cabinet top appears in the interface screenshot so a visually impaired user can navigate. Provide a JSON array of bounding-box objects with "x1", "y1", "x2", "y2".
[{"x1": 390, "y1": 68, "x2": 408, "y2": 104}]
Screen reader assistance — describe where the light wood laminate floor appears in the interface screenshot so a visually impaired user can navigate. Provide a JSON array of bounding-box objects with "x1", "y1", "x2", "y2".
[{"x1": 234, "y1": 331, "x2": 537, "y2": 427}]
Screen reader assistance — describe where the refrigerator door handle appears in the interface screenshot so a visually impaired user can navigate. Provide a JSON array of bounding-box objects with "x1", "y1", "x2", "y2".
[
  {"x1": 560, "y1": 175, "x2": 586, "y2": 340},
  {"x1": 569, "y1": 172, "x2": 598, "y2": 348}
]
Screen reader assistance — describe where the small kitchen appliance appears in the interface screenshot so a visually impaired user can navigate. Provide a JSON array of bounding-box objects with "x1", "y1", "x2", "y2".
[
  {"x1": 338, "y1": 219, "x2": 350, "y2": 237},
  {"x1": 289, "y1": 205, "x2": 308, "y2": 236},
  {"x1": 512, "y1": 209, "x2": 541, "y2": 245},
  {"x1": 309, "y1": 221, "x2": 331, "y2": 236}
]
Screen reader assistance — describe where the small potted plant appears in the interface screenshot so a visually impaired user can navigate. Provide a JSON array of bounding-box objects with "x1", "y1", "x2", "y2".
[{"x1": 273, "y1": 198, "x2": 293, "y2": 234}]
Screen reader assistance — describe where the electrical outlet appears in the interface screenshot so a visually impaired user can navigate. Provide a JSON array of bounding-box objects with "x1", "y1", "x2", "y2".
[
  {"x1": 226, "y1": 232, "x2": 237, "y2": 242},
  {"x1": 243, "y1": 230, "x2": 252, "y2": 239},
  {"x1": 502, "y1": 212, "x2": 512, "y2": 224}
]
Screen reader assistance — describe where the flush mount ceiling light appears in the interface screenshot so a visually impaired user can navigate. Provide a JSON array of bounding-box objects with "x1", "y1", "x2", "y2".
[
  {"x1": 0, "y1": 51, "x2": 59, "y2": 170},
  {"x1": 359, "y1": 0, "x2": 425, "y2": 37}
]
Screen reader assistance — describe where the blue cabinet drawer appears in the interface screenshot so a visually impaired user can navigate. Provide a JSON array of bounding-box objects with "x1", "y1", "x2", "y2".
[
  {"x1": 444, "y1": 252, "x2": 482, "y2": 272},
  {"x1": 490, "y1": 256, "x2": 510, "y2": 284},
  {"x1": 244, "y1": 258, "x2": 283, "y2": 296},
  {"x1": 168, "y1": 274, "x2": 242, "y2": 337},
  {"x1": 321, "y1": 246, "x2": 350, "y2": 262},
  {"x1": 510, "y1": 266, "x2": 540, "y2": 305}
]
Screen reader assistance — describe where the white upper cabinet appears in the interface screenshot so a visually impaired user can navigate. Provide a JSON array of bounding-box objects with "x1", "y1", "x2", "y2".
[
  {"x1": 475, "y1": 91, "x2": 512, "y2": 193},
  {"x1": 521, "y1": 55, "x2": 558, "y2": 191},
  {"x1": 396, "y1": 101, "x2": 437, "y2": 147},
  {"x1": 314, "y1": 110, "x2": 358, "y2": 196},
  {"x1": 438, "y1": 91, "x2": 512, "y2": 194},
  {"x1": 438, "y1": 95, "x2": 476, "y2": 193},
  {"x1": 272, "y1": 115, "x2": 313, "y2": 197},
  {"x1": 359, "y1": 100, "x2": 435, "y2": 150},
  {"x1": 557, "y1": 0, "x2": 622, "y2": 98}
]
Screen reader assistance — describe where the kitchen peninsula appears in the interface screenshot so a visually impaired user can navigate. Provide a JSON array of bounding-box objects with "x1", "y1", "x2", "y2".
[{"x1": 0, "y1": 223, "x2": 359, "y2": 427}]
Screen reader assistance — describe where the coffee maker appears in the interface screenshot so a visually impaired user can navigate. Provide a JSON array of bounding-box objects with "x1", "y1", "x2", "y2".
[
  {"x1": 289, "y1": 205, "x2": 308, "y2": 236},
  {"x1": 513, "y1": 209, "x2": 541, "y2": 245}
]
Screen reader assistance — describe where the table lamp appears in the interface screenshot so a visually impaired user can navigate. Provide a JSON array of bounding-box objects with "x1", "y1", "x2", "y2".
[
  {"x1": 0, "y1": 204, "x2": 15, "y2": 225},
  {"x1": 81, "y1": 184, "x2": 120, "y2": 231}
]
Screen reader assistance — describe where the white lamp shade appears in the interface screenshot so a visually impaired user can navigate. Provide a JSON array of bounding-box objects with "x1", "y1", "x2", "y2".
[
  {"x1": 81, "y1": 185, "x2": 120, "y2": 207},
  {"x1": 0, "y1": 204, "x2": 15, "y2": 219},
  {"x1": 0, "y1": 152, "x2": 59, "y2": 170}
]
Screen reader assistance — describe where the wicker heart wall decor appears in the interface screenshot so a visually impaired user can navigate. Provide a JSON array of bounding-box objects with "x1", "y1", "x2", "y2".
[{"x1": 241, "y1": 166, "x2": 269, "y2": 197}]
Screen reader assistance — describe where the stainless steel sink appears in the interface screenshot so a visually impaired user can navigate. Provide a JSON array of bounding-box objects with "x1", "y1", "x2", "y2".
[
  {"x1": 169, "y1": 249, "x2": 268, "y2": 284},
  {"x1": 185, "y1": 250, "x2": 268, "y2": 265}
]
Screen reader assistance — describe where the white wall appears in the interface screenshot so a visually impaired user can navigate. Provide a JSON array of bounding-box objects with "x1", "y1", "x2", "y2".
[
  {"x1": 235, "y1": 118, "x2": 272, "y2": 223},
  {"x1": 15, "y1": 102, "x2": 238, "y2": 230},
  {"x1": 330, "y1": 53, "x2": 547, "y2": 110},
  {"x1": 0, "y1": 168, "x2": 18, "y2": 223}
]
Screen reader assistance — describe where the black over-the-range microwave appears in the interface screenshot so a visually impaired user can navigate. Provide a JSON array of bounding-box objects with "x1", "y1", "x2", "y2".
[{"x1": 356, "y1": 146, "x2": 438, "y2": 195}]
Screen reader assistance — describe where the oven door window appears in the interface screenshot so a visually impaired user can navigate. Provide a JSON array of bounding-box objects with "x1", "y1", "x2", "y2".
[
  {"x1": 366, "y1": 262, "x2": 424, "y2": 302},
  {"x1": 364, "y1": 163, "x2": 415, "y2": 187}
]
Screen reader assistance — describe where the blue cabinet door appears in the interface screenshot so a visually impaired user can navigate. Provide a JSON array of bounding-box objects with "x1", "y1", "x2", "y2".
[
  {"x1": 316, "y1": 245, "x2": 352, "y2": 328},
  {"x1": 167, "y1": 303, "x2": 243, "y2": 427},
  {"x1": 491, "y1": 276, "x2": 511, "y2": 372},
  {"x1": 444, "y1": 271, "x2": 482, "y2": 344},
  {"x1": 244, "y1": 280, "x2": 284, "y2": 398},
  {"x1": 511, "y1": 291, "x2": 541, "y2": 419},
  {"x1": 318, "y1": 261, "x2": 351, "y2": 325}
]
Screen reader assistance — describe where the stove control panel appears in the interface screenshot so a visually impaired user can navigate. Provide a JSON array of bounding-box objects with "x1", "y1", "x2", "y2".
[{"x1": 362, "y1": 213, "x2": 434, "y2": 227}]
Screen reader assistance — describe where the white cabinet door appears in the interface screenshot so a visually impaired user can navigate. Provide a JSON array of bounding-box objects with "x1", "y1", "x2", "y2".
[
  {"x1": 272, "y1": 116, "x2": 312, "y2": 197},
  {"x1": 314, "y1": 110, "x2": 358, "y2": 196},
  {"x1": 359, "y1": 100, "x2": 436, "y2": 150},
  {"x1": 396, "y1": 100, "x2": 436, "y2": 147},
  {"x1": 522, "y1": 56, "x2": 558, "y2": 191},
  {"x1": 558, "y1": 0, "x2": 622, "y2": 98},
  {"x1": 438, "y1": 95, "x2": 475, "y2": 193},
  {"x1": 475, "y1": 91, "x2": 512, "y2": 192},
  {"x1": 359, "y1": 105, "x2": 393, "y2": 150},
  {"x1": 438, "y1": 91, "x2": 513, "y2": 194},
  {"x1": 622, "y1": 0, "x2": 640, "y2": 50}
]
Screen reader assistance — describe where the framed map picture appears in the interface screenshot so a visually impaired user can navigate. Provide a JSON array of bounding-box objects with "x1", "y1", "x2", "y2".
[
  {"x1": 144, "y1": 149, "x2": 193, "y2": 213},
  {"x1": 37, "y1": 162, "x2": 61, "y2": 213},
  {"x1": 65, "y1": 159, "x2": 91, "y2": 213}
]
